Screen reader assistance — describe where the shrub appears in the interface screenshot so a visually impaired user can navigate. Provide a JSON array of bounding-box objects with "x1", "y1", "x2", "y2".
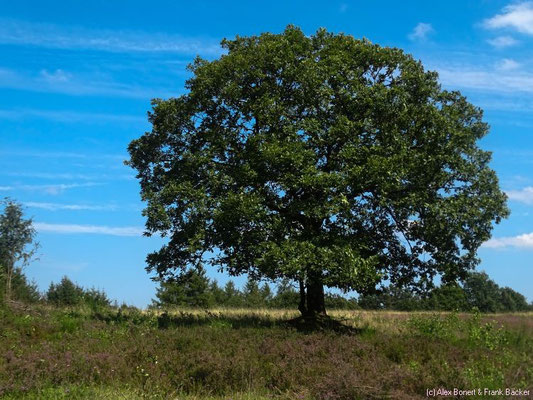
[
  {"x1": 47, "y1": 276, "x2": 111, "y2": 308},
  {"x1": 83, "y1": 287, "x2": 111, "y2": 310},
  {"x1": 47, "y1": 276, "x2": 84, "y2": 306},
  {"x1": 0, "y1": 267, "x2": 40, "y2": 303}
]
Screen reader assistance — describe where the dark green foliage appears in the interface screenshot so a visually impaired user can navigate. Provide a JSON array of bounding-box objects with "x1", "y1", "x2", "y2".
[
  {"x1": 127, "y1": 26, "x2": 509, "y2": 315},
  {"x1": 358, "y1": 271, "x2": 532, "y2": 312},
  {"x1": 323, "y1": 293, "x2": 359, "y2": 310},
  {"x1": 260, "y1": 283, "x2": 273, "y2": 303},
  {"x1": 0, "y1": 267, "x2": 40, "y2": 304},
  {"x1": 209, "y1": 280, "x2": 226, "y2": 306},
  {"x1": 463, "y1": 271, "x2": 502, "y2": 312},
  {"x1": 462, "y1": 271, "x2": 505, "y2": 312},
  {"x1": 269, "y1": 279, "x2": 300, "y2": 308},
  {"x1": 150, "y1": 270, "x2": 531, "y2": 312},
  {"x1": 47, "y1": 277, "x2": 85, "y2": 306},
  {"x1": 221, "y1": 281, "x2": 244, "y2": 307},
  {"x1": 152, "y1": 267, "x2": 213, "y2": 308},
  {"x1": 83, "y1": 287, "x2": 111, "y2": 310},
  {"x1": 427, "y1": 283, "x2": 468, "y2": 311},
  {"x1": 153, "y1": 275, "x2": 360, "y2": 310},
  {"x1": 46, "y1": 276, "x2": 111, "y2": 308},
  {"x1": 242, "y1": 278, "x2": 272, "y2": 307},
  {"x1": 499, "y1": 287, "x2": 530, "y2": 312},
  {"x1": 356, "y1": 292, "x2": 385, "y2": 310},
  {"x1": 358, "y1": 286, "x2": 424, "y2": 311}
]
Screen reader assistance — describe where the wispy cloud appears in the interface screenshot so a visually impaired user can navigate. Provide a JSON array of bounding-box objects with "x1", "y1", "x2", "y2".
[
  {"x1": 0, "y1": 19, "x2": 222, "y2": 55},
  {"x1": 483, "y1": 232, "x2": 533, "y2": 249},
  {"x1": 24, "y1": 202, "x2": 117, "y2": 211},
  {"x1": 0, "y1": 149, "x2": 124, "y2": 160},
  {"x1": 496, "y1": 58, "x2": 521, "y2": 71},
  {"x1": 0, "y1": 182, "x2": 101, "y2": 195},
  {"x1": 408, "y1": 23, "x2": 434, "y2": 41},
  {"x1": 436, "y1": 63, "x2": 533, "y2": 94},
  {"x1": 0, "y1": 108, "x2": 145, "y2": 125},
  {"x1": 2, "y1": 171, "x2": 134, "y2": 182},
  {"x1": 487, "y1": 35, "x2": 519, "y2": 48},
  {"x1": 506, "y1": 186, "x2": 533, "y2": 204},
  {"x1": 4, "y1": 172, "x2": 95, "y2": 180},
  {"x1": 463, "y1": 92, "x2": 533, "y2": 114},
  {"x1": 484, "y1": 2, "x2": 533, "y2": 35},
  {"x1": 0, "y1": 67, "x2": 174, "y2": 99},
  {"x1": 40, "y1": 68, "x2": 71, "y2": 83},
  {"x1": 34, "y1": 222, "x2": 143, "y2": 237}
]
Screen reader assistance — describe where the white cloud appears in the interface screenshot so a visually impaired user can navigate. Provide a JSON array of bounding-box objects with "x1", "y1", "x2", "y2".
[
  {"x1": 408, "y1": 23, "x2": 434, "y2": 41},
  {"x1": 0, "y1": 182, "x2": 101, "y2": 195},
  {"x1": 24, "y1": 202, "x2": 117, "y2": 211},
  {"x1": 0, "y1": 67, "x2": 175, "y2": 99},
  {"x1": 483, "y1": 232, "x2": 533, "y2": 249},
  {"x1": 2, "y1": 171, "x2": 135, "y2": 182},
  {"x1": 0, "y1": 149, "x2": 124, "y2": 160},
  {"x1": 436, "y1": 64, "x2": 533, "y2": 94},
  {"x1": 0, "y1": 108, "x2": 145, "y2": 125},
  {"x1": 6, "y1": 172, "x2": 94, "y2": 180},
  {"x1": 487, "y1": 35, "x2": 519, "y2": 48},
  {"x1": 0, "y1": 19, "x2": 222, "y2": 55},
  {"x1": 506, "y1": 186, "x2": 533, "y2": 204},
  {"x1": 496, "y1": 58, "x2": 521, "y2": 71},
  {"x1": 40, "y1": 183, "x2": 101, "y2": 195},
  {"x1": 484, "y1": 2, "x2": 533, "y2": 34},
  {"x1": 40, "y1": 69, "x2": 71, "y2": 83},
  {"x1": 34, "y1": 222, "x2": 144, "y2": 237}
]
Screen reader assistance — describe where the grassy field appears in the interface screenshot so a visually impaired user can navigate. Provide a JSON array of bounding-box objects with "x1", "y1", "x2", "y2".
[{"x1": 0, "y1": 305, "x2": 531, "y2": 399}]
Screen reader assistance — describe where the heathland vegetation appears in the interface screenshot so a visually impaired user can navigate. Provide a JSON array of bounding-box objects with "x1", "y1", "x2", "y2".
[{"x1": 1, "y1": 303, "x2": 532, "y2": 399}]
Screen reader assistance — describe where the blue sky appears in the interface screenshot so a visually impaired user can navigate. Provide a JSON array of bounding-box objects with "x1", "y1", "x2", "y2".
[{"x1": 1, "y1": 1, "x2": 532, "y2": 306}]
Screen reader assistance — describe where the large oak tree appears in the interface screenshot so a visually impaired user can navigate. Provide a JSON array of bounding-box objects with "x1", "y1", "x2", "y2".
[{"x1": 127, "y1": 26, "x2": 508, "y2": 317}]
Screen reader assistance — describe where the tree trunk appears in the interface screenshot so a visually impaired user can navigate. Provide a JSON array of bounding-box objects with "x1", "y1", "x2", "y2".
[
  {"x1": 298, "y1": 279, "x2": 307, "y2": 315},
  {"x1": 5, "y1": 263, "x2": 13, "y2": 302},
  {"x1": 301, "y1": 274, "x2": 326, "y2": 317}
]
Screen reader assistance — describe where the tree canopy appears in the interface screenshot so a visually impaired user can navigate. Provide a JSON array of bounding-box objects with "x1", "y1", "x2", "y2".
[{"x1": 127, "y1": 26, "x2": 509, "y2": 316}]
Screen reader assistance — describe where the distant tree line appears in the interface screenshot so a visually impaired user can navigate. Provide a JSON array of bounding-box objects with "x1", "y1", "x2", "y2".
[
  {"x1": 1, "y1": 268, "x2": 531, "y2": 313},
  {"x1": 0, "y1": 273, "x2": 111, "y2": 309},
  {"x1": 46, "y1": 276, "x2": 111, "y2": 309},
  {"x1": 151, "y1": 268, "x2": 532, "y2": 312},
  {"x1": 150, "y1": 268, "x2": 359, "y2": 310},
  {"x1": 358, "y1": 271, "x2": 531, "y2": 312}
]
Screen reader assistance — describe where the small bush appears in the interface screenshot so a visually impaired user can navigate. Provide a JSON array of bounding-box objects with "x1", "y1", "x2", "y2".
[
  {"x1": 467, "y1": 312, "x2": 509, "y2": 350},
  {"x1": 407, "y1": 312, "x2": 459, "y2": 341}
]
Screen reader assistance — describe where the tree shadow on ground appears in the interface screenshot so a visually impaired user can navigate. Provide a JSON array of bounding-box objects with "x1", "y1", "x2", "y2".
[
  {"x1": 285, "y1": 314, "x2": 366, "y2": 334},
  {"x1": 155, "y1": 311, "x2": 366, "y2": 335},
  {"x1": 92, "y1": 308, "x2": 368, "y2": 335}
]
